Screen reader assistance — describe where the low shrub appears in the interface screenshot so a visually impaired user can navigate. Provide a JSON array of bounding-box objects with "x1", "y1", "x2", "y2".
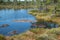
[
  {"x1": 47, "y1": 28, "x2": 60, "y2": 35},
  {"x1": 0, "y1": 35, "x2": 5, "y2": 40},
  {"x1": 36, "y1": 34, "x2": 57, "y2": 40}
]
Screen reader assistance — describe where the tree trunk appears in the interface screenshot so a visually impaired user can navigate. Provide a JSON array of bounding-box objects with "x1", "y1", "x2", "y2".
[
  {"x1": 8, "y1": 0, "x2": 10, "y2": 2},
  {"x1": 14, "y1": 0, "x2": 17, "y2": 5},
  {"x1": 24, "y1": 0, "x2": 27, "y2": 8}
]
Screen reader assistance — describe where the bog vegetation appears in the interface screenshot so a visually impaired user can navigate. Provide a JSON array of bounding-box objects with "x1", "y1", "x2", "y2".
[
  {"x1": 0, "y1": 0, "x2": 60, "y2": 40},
  {"x1": 1, "y1": 28, "x2": 60, "y2": 40}
]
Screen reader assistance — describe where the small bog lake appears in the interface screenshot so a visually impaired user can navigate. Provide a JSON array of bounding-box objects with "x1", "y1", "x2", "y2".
[{"x1": 0, "y1": 9, "x2": 36, "y2": 36}]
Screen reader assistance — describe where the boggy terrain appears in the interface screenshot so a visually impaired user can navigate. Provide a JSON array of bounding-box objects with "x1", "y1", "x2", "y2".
[{"x1": 0, "y1": 28, "x2": 60, "y2": 40}]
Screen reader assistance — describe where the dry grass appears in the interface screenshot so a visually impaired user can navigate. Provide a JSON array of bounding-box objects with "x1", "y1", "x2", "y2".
[{"x1": 4, "y1": 28, "x2": 60, "y2": 40}]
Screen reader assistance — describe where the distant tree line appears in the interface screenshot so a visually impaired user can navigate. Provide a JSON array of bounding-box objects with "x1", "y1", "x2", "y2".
[
  {"x1": 0, "y1": 0, "x2": 60, "y2": 5},
  {"x1": 0, "y1": 0, "x2": 60, "y2": 11}
]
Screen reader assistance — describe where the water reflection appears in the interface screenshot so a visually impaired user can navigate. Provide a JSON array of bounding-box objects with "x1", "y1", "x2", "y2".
[
  {"x1": 8, "y1": 30, "x2": 18, "y2": 35},
  {"x1": 31, "y1": 20, "x2": 59, "y2": 29},
  {"x1": 0, "y1": 24, "x2": 9, "y2": 28}
]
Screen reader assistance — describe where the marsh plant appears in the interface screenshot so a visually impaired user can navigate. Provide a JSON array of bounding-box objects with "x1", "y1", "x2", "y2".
[{"x1": 36, "y1": 34, "x2": 57, "y2": 40}]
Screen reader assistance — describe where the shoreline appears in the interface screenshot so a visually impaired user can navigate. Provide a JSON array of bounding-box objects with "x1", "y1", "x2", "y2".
[{"x1": 0, "y1": 5, "x2": 35, "y2": 9}]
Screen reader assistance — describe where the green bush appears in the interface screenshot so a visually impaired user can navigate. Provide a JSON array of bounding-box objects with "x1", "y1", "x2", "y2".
[
  {"x1": 36, "y1": 34, "x2": 57, "y2": 40},
  {"x1": 30, "y1": 28, "x2": 46, "y2": 34},
  {"x1": 47, "y1": 28, "x2": 60, "y2": 35},
  {"x1": 0, "y1": 35, "x2": 5, "y2": 40},
  {"x1": 30, "y1": 10, "x2": 39, "y2": 13}
]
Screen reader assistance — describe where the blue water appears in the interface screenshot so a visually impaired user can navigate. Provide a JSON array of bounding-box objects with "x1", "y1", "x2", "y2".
[{"x1": 0, "y1": 9, "x2": 36, "y2": 36}]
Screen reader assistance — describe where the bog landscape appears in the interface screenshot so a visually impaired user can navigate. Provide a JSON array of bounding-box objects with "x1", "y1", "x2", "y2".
[{"x1": 0, "y1": 0, "x2": 60, "y2": 40}]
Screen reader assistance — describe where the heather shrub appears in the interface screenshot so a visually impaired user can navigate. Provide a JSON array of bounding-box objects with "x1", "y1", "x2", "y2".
[
  {"x1": 47, "y1": 28, "x2": 60, "y2": 35},
  {"x1": 36, "y1": 34, "x2": 57, "y2": 40}
]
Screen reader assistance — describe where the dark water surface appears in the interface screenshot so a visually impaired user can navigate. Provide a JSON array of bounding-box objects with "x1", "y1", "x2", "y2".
[{"x1": 0, "y1": 9, "x2": 36, "y2": 36}]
